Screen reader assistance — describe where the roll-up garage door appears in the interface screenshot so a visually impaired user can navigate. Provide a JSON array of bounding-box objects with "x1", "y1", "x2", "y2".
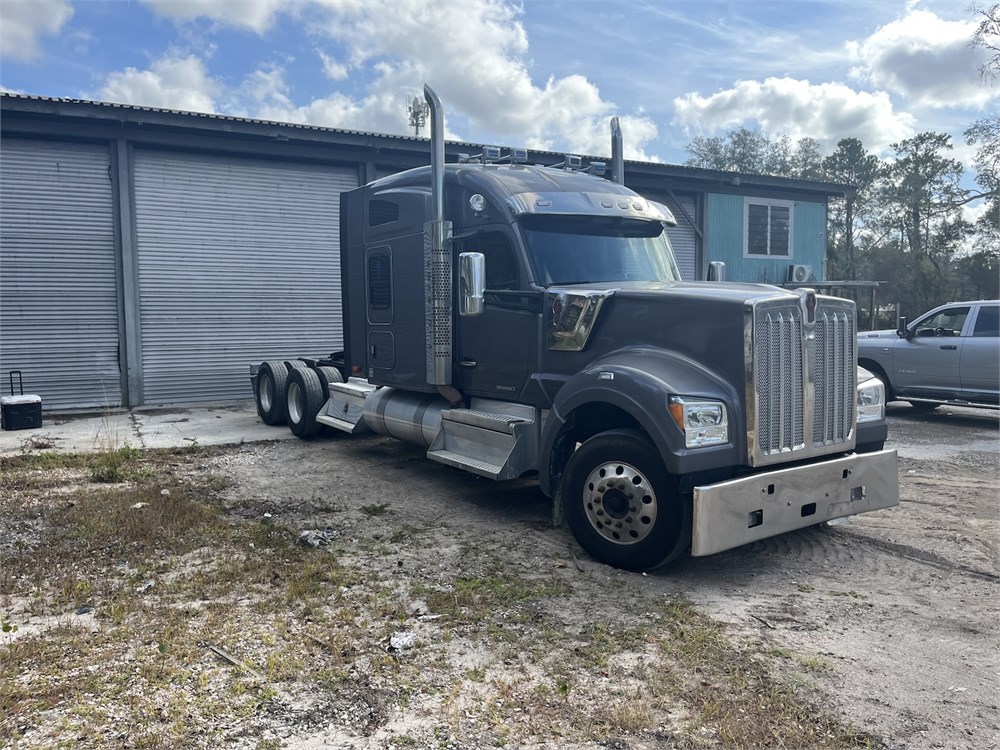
[
  {"x1": 652, "y1": 193, "x2": 698, "y2": 281},
  {"x1": 0, "y1": 140, "x2": 120, "y2": 409},
  {"x1": 133, "y1": 151, "x2": 358, "y2": 404}
]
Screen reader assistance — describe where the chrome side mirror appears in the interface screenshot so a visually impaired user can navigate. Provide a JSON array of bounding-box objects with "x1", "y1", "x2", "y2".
[{"x1": 459, "y1": 252, "x2": 485, "y2": 316}]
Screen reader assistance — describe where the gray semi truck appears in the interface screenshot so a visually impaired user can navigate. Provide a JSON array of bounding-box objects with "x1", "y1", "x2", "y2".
[{"x1": 252, "y1": 85, "x2": 899, "y2": 571}]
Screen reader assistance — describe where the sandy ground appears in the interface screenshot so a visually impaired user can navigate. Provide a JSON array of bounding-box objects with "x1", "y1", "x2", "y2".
[{"x1": 213, "y1": 402, "x2": 999, "y2": 750}]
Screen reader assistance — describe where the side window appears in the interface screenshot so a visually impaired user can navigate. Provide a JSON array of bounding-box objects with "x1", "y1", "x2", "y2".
[
  {"x1": 973, "y1": 306, "x2": 999, "y2": 337},
  {"x1": 467, "y1": 232, "x2": 519, "y2": 290},
  {"x1": 914, "y1": 307, "x2": 970, "y2": 337}
]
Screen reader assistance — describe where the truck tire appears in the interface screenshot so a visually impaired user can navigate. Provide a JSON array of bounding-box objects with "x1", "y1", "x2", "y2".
[
  {"x1": 562, "y1": 428, "x2": 689, "y2": 571},
  {"x1": 313, "y1": 365, "x2": 344, "y2": 402},
  {"x1": 256, "y1": 360, "x2": 289, "y2": 426},
  {"x1": 286, "y1": 367, "x2": 324, "y2": 438}
]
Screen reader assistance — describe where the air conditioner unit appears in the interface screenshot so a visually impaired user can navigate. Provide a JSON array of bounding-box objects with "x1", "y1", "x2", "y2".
[{"x1": 787, "y1": 264, "x2": 813, "y2": 283}]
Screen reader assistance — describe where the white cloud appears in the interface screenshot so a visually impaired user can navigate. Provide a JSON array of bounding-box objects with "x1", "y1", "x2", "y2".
[
  {"x1": 847, "y1": 9, "x2": 995, "y2": 109},
  {"x1": 0, "y1": 0, "x2": 73, "y2": 61},
  {"x1": 318, "y1": 51, "x2": 349, "y2": 81},
  {"x1": 140, "y1": 0, "x2": 287, "y2": 34},
  {"x1": 124, "y1": 0, "x2": 658, "y2": 160},
  {"x1": 673, "y1": 77, "x2": 916, "y2": 155},
  {"x1": 97, "y1": 53, "x2": 223, "y2": 113}
]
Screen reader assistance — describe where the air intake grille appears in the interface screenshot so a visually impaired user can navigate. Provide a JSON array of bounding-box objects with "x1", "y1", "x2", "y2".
[
  {"x1": 813, "y1": 307, "x2": 855, "y2": 446},
  {"x1": 754, "y1": 306, "x2": 805, "y2": 455},
  {"x1": 752, "y1": 298, "x2": 857, "y2": 464}
]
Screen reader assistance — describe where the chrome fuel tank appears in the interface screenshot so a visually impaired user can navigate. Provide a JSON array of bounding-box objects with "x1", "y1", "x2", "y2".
[{"x1": 363, "y1": 387, "x2": 449, "y2": 448}]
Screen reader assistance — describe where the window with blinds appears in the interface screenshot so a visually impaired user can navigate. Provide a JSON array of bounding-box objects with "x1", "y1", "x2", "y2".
[{"x1": 745, "y1": 199, "x2": 793, "y2": 257}]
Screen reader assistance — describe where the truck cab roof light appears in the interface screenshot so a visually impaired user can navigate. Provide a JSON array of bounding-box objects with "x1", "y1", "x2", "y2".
[
  {"x1": 459, "y1": 146, "x2": 501, "y2": 164},
  {"x1": 588, "y1": 161, "x2": 606, "y2": 176},
  {"x1": 550, "y1": 154, "x2": 582, "y2": 170}
]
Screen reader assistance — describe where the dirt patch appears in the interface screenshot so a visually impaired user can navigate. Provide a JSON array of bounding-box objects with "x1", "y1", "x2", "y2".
[{"x1": 1, "y1": 405, "x2": 997, "y2": 749}]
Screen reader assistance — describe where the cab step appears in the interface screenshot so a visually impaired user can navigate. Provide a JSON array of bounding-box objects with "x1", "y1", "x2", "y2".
[{"x1": 427, "y1": 404, "x2": 538, "y2": 480}]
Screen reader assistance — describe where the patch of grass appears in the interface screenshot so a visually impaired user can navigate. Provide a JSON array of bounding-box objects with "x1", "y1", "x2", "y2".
[
  {"x1": 415, "y1": 574, "x2": 569, "y2": 621},
  {"x1": 58, "y1": 482, "x2": 221, "y2": 554},
  {"x1": 648, "y1": 594, "x2": 875, "y2": 749},
  {"x1": 360, "y1": 502, "x2": 390, "y2": 517},
  {"x1": 90, "y1": 444, "x2": 142, "y2": 483},
  {"x1": 795, "y1": 653, "x2": 836, "y2": 672}
]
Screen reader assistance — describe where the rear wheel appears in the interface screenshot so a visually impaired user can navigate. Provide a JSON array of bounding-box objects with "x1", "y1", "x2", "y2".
[
  {"x1": 562, "y1": 429, "x2": 690, "y2": 571},
  {"x1": 255, "y1": 360, "x2": 289, "y2": 425},
  {"x1": 313, "y1": 365, "x2": 344, "y2": 402},
  {"x1": 286, "y1": 367, "x2": 324, "y2": 438}
]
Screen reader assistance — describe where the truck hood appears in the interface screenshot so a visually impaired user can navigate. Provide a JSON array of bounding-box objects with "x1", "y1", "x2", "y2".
[
  {"x1": 545, "y1": 280, "x2": 803, "y2": 395},
  {"x1": 553, "y1": 279, "x2": 799, "y2": 306}
]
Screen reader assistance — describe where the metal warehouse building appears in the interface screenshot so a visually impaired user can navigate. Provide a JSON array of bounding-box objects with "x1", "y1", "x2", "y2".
[{"x1": 0, "y1": 94, "x2": 853, "y2": 410}]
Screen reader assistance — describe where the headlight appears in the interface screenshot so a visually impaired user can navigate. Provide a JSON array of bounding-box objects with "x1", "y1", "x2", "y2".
[
  {"x1": 668, "y1": 396, "x2": 729, "y2": 448},
  {"x1": 856, "y1": 377, "x2": 885, "y2": 423}
]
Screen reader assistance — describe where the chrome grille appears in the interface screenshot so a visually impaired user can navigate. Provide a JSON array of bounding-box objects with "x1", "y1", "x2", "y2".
[
  {"x1": 751, "y1": 296, "x2": 857, "y2": 465},
  {"x1": 754, "y1": 305, "x2": 804, "y2": 455},
  {"x1": 812, "y1": 307, "x2": 856, "y2": 447}
]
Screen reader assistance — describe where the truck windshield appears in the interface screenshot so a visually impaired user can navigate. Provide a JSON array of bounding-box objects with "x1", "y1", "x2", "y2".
[{"x1": 520, "y1": 215, "x2": 682, "y2": 286}]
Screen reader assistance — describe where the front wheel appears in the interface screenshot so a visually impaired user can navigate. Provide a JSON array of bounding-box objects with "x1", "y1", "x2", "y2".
[{"x1": 562, "y1": 429, "x2": 690, "y2": 571}]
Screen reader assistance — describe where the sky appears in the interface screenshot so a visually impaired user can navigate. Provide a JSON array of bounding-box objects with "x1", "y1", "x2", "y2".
[{"x1": 0, "y1": 0, "x2": 995, "y2": 203}]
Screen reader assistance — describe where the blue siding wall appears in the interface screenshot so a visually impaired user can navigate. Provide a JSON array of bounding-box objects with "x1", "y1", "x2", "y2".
[{"x1": 706, "y1": 194, "x2": 827, "y2": 283}]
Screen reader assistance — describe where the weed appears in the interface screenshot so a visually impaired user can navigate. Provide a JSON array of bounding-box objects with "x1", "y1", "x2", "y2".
[
  {"x1": 796, "y1": 653, "x2": 836, "y2": 672},
  {"x1": 360, "y1": 502, "x2": 390, "y2": 517},
  {"x1": 90, "y1": 445, "x2": 141, "y2": 483}
]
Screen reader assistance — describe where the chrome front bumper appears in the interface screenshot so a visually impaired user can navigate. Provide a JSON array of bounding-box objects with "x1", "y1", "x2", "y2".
[{"x1": 691, "y1": 449, "x2": 899, "y2": 557}]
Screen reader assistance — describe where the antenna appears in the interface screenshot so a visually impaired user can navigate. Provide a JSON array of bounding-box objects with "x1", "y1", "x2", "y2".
[{"x1": 407, "y1": 95, "x2": 429, "y2": 137}]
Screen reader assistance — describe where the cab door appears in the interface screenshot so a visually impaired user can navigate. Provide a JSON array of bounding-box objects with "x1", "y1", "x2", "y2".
[
  {"x1": 961, "y1": 304, "x2": 1000, "y2": 402},
  {"x1": 892, "y1": 305, "x2": 970, "y2": 398},
  {"x1": 454, "y1": 228, "x2": 540, "y2": 400}
]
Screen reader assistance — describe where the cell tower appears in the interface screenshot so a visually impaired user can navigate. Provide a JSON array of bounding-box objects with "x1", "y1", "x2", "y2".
[{"x1": 407, "y1": 95, "x2": 429, "y2": 137}]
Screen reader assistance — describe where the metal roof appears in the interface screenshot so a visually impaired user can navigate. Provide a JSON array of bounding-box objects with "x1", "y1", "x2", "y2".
[{"x1": 0, "y1": 92, "x2": 856, "y2": 197}]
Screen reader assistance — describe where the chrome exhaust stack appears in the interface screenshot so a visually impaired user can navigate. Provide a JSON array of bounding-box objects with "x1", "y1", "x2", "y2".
[
  {"x1": 422, "y1": 85, "x2": 461, "y2": 403},
  {"x1": 610, "y1": 116, "x2": 624, "y2": 185}
]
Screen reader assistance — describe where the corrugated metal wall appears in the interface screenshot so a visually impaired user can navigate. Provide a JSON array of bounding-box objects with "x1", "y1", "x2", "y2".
[
  {"x1": 706, "y1": 193, "x2": 826, "y2": 284},
  {"x1": 0, "y1": 140, "x2": 121, "y2": 409},
  {"x1": 649, "y1": 192, "x2": 698, "y2": 280},
  {"x1": 132, "y1": 150, "x2": 358, "y2": 403}
]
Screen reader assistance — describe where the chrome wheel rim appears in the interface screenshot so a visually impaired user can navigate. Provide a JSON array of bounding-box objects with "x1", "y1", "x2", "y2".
[
  {"x1": 258, "y1": 373, "x2": 273, "y2": 412},
  {"x1": 287, "y1": 381, "x2": 303, "y2": 423},
  {"x1": 583, "y1": 461, "x2": 656, "y2": 545}
]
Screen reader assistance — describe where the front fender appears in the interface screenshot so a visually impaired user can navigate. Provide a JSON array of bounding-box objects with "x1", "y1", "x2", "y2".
[{"x1": 539, "y1": 346, "x2": 743, "y2": 495}]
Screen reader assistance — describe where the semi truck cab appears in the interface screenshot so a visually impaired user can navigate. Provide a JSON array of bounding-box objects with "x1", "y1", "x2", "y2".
[{"x1": 255, "y1": 85, "x2": 899, "y2": 571}]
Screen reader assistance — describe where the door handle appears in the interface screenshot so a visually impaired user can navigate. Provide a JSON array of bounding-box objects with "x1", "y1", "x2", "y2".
[
  {"x1": 459, "y1": 360, "x2": 477, "y2": 368},
  {"x1": 940, "y1": 345, "x2": 957, "y2": 350}
]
